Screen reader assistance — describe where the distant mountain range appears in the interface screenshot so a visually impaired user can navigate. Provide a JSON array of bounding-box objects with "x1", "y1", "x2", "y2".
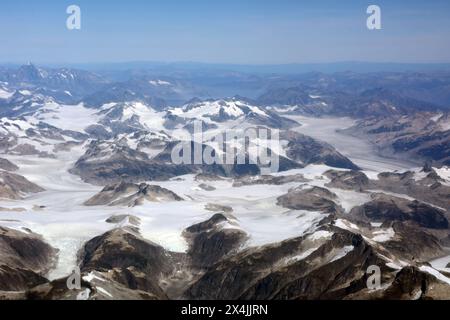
[
  {"x1": 0, "y1": 63, "x2": 449, "y2": 166},
  {"x1": 21, "y1": 61, "x2": 450, "y2": 74},
  {"x1": 1, "y1": 63, "x2": 450, "y2": 108}
]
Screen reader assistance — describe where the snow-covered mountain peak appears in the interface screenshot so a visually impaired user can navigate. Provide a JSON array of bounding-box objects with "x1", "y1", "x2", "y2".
[
  {"x1": 169, "y1": 98, "x2": 268, "y2": 123},
  {"x1": 149, "y1": 79, "x2": 172, "y2": 86}
]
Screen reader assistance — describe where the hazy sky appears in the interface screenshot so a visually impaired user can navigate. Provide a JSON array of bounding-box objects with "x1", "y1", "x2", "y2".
[{"x1": 1, "y1": 0, "x2": 450, "y2": 64}]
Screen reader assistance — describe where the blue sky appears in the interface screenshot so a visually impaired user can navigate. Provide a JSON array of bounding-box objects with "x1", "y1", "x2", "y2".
[{"x1": 1, "y1": 0, "x2": 450, "y2": 64}]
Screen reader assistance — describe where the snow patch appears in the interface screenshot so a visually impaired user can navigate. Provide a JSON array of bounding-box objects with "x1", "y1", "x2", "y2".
[
  {"x1": 419, "y1": 266, "x2": 450, "y2": 285},
  {"x1": 96, "y1": 287, "x2": 113, "y2": 298},
  {"x1": 83, "y1": 272, "x2": 106, "y2": 283},
  {"x1": 149, "y1": 80, "x2": 171, "y2": 86},
  {"x1": 0, "y1": 88, "x2": 14, "y2": 99},
  {"x1": 330, "y1": 246, "x2": 354, "y2": 262},
  {"x1": 308, "y1": 230, "x2": 333, "y2": 241},
  {"x1": 285, "y1": 247, "x2": 319, "y2": 264},
  {"x1": 371, "y1": 228, "x2": 395, "y2": 243}
]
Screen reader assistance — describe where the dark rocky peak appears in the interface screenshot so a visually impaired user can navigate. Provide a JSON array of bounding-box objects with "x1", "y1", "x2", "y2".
[
  {"x1": 183, "y1": 214, "x2": 248, "y2": 269},
  {"x1": 84, "y1": 182, "x2": 183, "y2": 206},
  {"x1": 277, "y1": 186, "x2": 342, "y2": 214},
  {"x1": 325, "y1": 170, "x2": 370, "y2": 191},
  {"x1": 350, "y1": 193, "x2": 448, "y2": 229},
  {"x1": 17, "y1": 63, "x2": 44, "y2": 82}
]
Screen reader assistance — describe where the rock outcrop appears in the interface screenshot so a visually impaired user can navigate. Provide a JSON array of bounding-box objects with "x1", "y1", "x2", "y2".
[
  {"x1": 350, "y1": 193, "x2": 448, "y2": 229},
  {"x1": 325, "y1": 170, "x2": 370, "y2": 191},
  {"x1": 183, "y1": 213, "x2": 248, "y2": 269},
  {"x1": 0, "y1": 158, "x2": 18, "y2": 171},
  {"x1": 84, "y1": 182, "x2": 183, "y2": 207},
  {"x1": 0, "y1": 171, "x2": 44, "y2": 200},
  {"x1": 185, "y1": 228, "x2": 388, "y2": 300},
  {"x1": 233, "y1": 174, "x2": 308, "y2": 187},
  {"x1": 78, "y1": 227, "x2": 181, "y2": 299},
  {"x1": 0, "y1": 227, "x2": 57, "y2": 291},
  {"x1": 282, "y1": 131, "x2": 360, "y2": 170},
  {"x1": 277, "y1": 186, "x2": 342, "y2": 213}
]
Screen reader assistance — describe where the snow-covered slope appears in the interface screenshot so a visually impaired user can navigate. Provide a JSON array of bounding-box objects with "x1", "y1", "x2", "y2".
[{"x1": 168, "y1": 98, "x2": 298, "y2": 129}]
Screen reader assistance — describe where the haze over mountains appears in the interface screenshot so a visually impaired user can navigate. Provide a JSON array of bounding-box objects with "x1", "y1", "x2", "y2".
[
  {"x1": 0, "y1": 63, "x2": 449, "y2": 300},
  {"x1": 3, "y1": 62, "x2": 450, "y2": 106}
]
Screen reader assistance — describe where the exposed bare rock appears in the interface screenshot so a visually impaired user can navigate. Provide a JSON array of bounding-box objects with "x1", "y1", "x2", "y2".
[
  {"x1": 372, "y1": 170, "x2": 450, "y2": 210},
  {"x1": 70, "y1": 140, "x2": 190, "y2": 185},
  {"x1": 183, "y1": 214, "x2": 248, "y2": 269},
  {"x1": 386, "y1": 266, "x2": 450, "y2": 300},
  {"x1": 243, "y1": 233, "x2": 382, "y2": 300},
  {"x1": 79, "y1": 228, "x2": 178, "y2": 280},
  {"x1": 78, "y1": 228, "x2": 182, "y2": 299},
  {"x1": 104, "y1": 214, "x2": 141, "y2": 234},
  {"x1": 0, "y1": 266, "x2": 48, "y2": 292},
  {"x1": 325, "y1": 170, "x2": 370, "y2": 191},
  {"x1": 194, "y1": 173, "x2": 225, "y2": 182},
  {"x1": 198, "y1": 183, "x2": 215, "y2": 191},
  {"x1": 71, "y1": 140, "x2": 262, "y2": 185},
  {"x1": 105, "y1": 214, "x2": 140, "y2": 227},
  {"x1": 0, "y1": 207, "x2": 26, "y2": 212},
  {"x1": 9, "y1": 143, "x2": 54, "y2": 158},
  {"x1": 349, "y1": 266, "x2": 450, "y2": 300},
  {"x1": 23, "y1": 226, "x2": 184, "y2": 300},
  {"x1": 205, "y1": 203, "x2": 233, "y2": 213},
  {"x1": 185, "y1": 229, "x2": 390, "y2": 300},
  {"x1": 0, "y1": 158, "x2": 18, "y2": 171},
  {"x1": 84, "y1": 182, "x2": 138, "y2": 206},
  {"x1": 258, "y1": 85, "x2": 440, "y2": 118},
  {"x1": 350, "y1": 193, "x2": 448, "y2": 229},
  {"x1": 282, "y1": 131, "x2": 360, "y2": 170},
  {"x1": 84, "y1": 182, "x2": 183, "y2": 207},
  {"x1": 342, "y1": 112, "x2": 450, "y2": 166},
  {"x1": 381, "y1": 222, "x2": 445, "y2": 262},
  {"x1": 24, "y1": 271, "x2": 162, "y2": 300},
  {"x1": 233, "y1": 174, "x2": 308, "y2": 187},
  {"x1": 0, "y1": 227, "x2": 57, "y2": 274},
  {"x1": 0, "y1": 227, "x2": 57, "y2": 291},
  {"x1": 0, "y1": 171, "x2": 45, "y2": 200},
  {"x1": 53, "y1": 140, "x2": 83, "y2": 153},
  {"x1": 0, "y1": 291, "x2": 25, "y2": 300},
  {"x1": 84, "y1": 124, "x2": 112, "y2": 140},
  {"x1": 185, "y1": 234, "x2": 308, "y2": 300},
  {"x1": 277, "y1": 186, "x2": 342, "y2": 213},
  {"x1": 106, "y1": 267, "x2": 168, "y2": 299}
]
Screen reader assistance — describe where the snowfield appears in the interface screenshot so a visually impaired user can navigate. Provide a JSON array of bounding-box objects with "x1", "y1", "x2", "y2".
[
  {"x1": 0, "y1": 150, "x2": 332, "y2": 278},
  {"x1": 0, "y1": 111, "x2": 448, "y2": 283},
  {"x1": 26, "y1": 102, "x2": 101, "y2": 132}
]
